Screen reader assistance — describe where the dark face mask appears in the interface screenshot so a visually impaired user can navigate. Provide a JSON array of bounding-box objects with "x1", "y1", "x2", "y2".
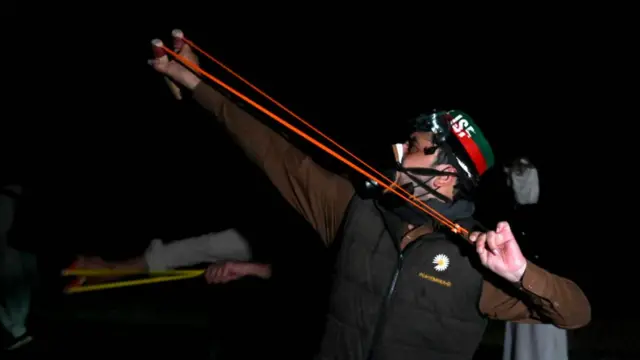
[{"x1": 364, "y1": 142, "x2": 459, "y2": 204}]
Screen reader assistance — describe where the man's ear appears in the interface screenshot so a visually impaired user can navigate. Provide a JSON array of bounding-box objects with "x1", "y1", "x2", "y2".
[{"x1": 433, "y1": 164, "x2": 457, "y2": 187}]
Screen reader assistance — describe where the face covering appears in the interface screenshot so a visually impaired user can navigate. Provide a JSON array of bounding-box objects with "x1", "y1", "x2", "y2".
[{"x1": 366, "y1": 143, "x2": 458, "y2": 203}]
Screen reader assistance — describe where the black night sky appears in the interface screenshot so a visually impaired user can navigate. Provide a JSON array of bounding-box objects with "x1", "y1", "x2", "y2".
[{"x1": 1, "y1": 8, "x2": 635, "y2": 358}]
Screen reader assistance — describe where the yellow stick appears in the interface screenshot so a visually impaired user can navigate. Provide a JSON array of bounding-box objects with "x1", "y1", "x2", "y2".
[
  {"x1": 64, "y1": 273, "x2": 202, "y2": 294},
  {"x1": 62, "y1": 269, "x2": 204, "y2": 277}
]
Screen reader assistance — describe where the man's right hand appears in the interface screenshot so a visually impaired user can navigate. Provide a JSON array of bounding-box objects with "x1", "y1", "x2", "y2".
[
  {"x1": 205, "y1": 261, "x2": 272, "y2": 284},
  {"x1": 148, "y1": 36, "x2": 202, "y2": 91}
]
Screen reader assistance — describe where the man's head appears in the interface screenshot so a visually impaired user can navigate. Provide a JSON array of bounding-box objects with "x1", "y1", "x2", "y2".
[
  {"x1": 386, "y1": 110, "x2": 495, "y2": 203},
  {"x1": 396, "y1": 131, "x2": 460, "y2": 200}
]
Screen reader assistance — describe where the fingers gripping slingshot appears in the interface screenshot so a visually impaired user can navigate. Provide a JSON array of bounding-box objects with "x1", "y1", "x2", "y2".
[
  {"x1": 151, "y1": 30, "x2": 185, "y2": 99},
  {"x1": 62, "y1": 29, "x2": 478, "y2": 294}
]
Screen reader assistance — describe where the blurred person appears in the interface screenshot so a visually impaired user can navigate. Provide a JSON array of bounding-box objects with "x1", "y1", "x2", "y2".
[
  {"x1": 505, "y1": 156, "x2": 539, "y2": 236},
  {"x1": 75, "y1": 228, "x2": 322, "y2": 359},
  {"x1": 148, "y1": 35, "x2": 590, "y2": 360},
  {"x1": 506, "y1": 157, "x2": 539, "y2": 208},
  {"x1": 74, "y1": 228, "x2": 253, "y2": 280},
  {"x1": 503, "y1": 157, "x2": 567, "y2": 360},
  {"x1": 0, "y1": 183, "x2": 37, "y2": 351}
]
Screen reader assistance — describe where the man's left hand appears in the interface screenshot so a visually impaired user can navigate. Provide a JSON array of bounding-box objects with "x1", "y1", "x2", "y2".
[{"x1": 469, "y1": 221, "x2": 527, "y2": 283}]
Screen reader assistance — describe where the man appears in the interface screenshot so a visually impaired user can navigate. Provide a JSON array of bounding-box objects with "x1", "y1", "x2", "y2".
[
  {"x1": 0, "y1": 183, "x2": 37, "y2": 351},
  {"x1": 148, "y1": 38, "x2": 590, "y2": 360}
]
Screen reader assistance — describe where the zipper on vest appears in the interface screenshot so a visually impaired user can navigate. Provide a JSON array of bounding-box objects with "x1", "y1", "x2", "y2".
[
  {"x1": 366, "y1": 252, "x2": 404, "y2": 360},
  {"x1": 387, "y1": 253, "x2": 403, "y2": 301},
  {"x1": 366, "y1": 234, "x2": 426, "y2": 360}
]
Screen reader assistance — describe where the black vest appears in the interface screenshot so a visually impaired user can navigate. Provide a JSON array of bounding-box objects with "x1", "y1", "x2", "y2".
[{"x1": 317, "y1": 196, "x2": 487, "y2": 360}]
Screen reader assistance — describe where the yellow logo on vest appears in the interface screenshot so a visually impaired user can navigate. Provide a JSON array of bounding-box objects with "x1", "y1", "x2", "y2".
[
  {"x1": 418, "y1": 272, "x2": 452, "y2": 287},
  {"x1": 433, "y1": 254, "x2": 449, "y2": 272}
]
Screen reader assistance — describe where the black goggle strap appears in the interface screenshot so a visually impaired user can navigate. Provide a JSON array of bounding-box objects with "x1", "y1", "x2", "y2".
[
  {"x1": 437, "y1": 142, "x2": 477, "y2": 192},
  {"x1": 397, "y1": 164, "x2": 452, "y2": 203}
]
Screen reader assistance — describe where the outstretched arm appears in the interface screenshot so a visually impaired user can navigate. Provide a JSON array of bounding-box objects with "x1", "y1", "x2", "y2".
[
  {"x1": 73, "y1": 229, "x2": 252, "y2": 274},
  {"x1": 149, "y1": 39, "x2": 355, "y2": 246},
  {"x1": 143, "y1": 229, "x2": 253, "y2": 271},
  {"x1": 191, "y1": 82, "x2": 354, "y2": 246}
]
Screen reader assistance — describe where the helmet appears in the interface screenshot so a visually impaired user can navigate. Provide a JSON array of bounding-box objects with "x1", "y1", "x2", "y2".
[
  {"x1": 412, "y1": 110, "x2": 495, "y2": 181},
  {"x1": 363, "y1": 110, "x2": 495, "y2": 203}
]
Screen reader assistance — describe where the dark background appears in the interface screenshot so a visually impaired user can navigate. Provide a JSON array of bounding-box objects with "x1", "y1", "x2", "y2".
[{"x1": 1, "y1": 8, "x2": 635, "y2": 358}]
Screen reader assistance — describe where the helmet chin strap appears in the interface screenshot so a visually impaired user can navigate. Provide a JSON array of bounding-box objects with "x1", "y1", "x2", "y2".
[
  {"x1": 378, "y1": 170, "x2": 453, "y2": 228},
  {"x1": 382, "y1": 143, "x2": 458, "y2": 204},
  {"x1": 396, "y1": 164, "x2": 454, "y2": 203}
]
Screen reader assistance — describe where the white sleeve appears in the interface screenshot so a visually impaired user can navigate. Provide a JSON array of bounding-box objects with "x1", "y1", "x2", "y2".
[
  {"x1": 529, "y1": 168, "x2": 540, "y2": 204},
  {"x1": 144, "y1": 229, "x2": 252, "y2": 271}
]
